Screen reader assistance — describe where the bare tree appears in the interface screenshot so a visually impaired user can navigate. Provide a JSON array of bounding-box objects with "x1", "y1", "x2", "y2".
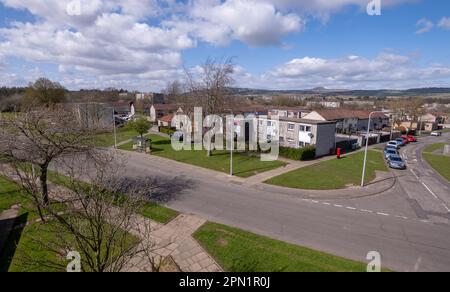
[
  {"x1": 163, "y1": 80, "x2": 185, "y2": 104},
  {"x1": 184, "y1": 58, "x2": 235, "y2": 156},
  {"x1": 185, "y1": 57, "x2": 235, "y2": 116},
  {"x1": 15, "y1": 154, "x2": 165, "y2": 272},
  {"x1": 0, "y1": 106, "x2": 102, "y2": 219}
]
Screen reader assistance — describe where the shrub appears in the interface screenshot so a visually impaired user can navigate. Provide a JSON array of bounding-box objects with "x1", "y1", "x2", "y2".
[
  {"x1": 159, "y1": 127, "x2": 175, "y2": 136},
  {"x1": 279, "y1": 146, "x2": 316, "y2": 161}
]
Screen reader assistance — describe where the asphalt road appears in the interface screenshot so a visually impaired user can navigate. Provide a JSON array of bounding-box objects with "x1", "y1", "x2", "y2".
[{"x1": 117, "y1": 133, "x2": 450, "y2": 272}]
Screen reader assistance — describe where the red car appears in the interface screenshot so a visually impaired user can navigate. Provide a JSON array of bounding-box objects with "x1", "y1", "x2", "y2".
[{"x1": 402, "y1": 135, "x2": 417, "y2": 143}]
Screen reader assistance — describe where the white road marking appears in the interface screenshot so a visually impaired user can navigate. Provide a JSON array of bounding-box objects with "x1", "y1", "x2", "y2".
[
  {"x1": 377, "y1": 212, "x2": 390, "y2": 216},
  {"x1": 410, "y1": 169, "x2": 420, "y2": 180},
  {"x1": 421, "y1": 182, "x2": 439, "y2": 200},
  {"x1": 395, "y1": 215, "x2": 408, "y2": 220},
  {"x1": 297, "y1": 197, "x2": 433, "y2": 224}
]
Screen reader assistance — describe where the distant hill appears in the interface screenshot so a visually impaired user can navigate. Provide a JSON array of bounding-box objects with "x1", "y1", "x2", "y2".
[{"x1": 229, "y1": 87, "x2": 450, "y2": 98}]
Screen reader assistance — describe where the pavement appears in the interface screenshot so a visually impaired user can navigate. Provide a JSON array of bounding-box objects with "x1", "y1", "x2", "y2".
[
  {"x1": 114, "y1": 132, "x2": 450, "y2": 272},
  {"x1": 125, "y1": 214, "x2": 222, "y2": 272}
]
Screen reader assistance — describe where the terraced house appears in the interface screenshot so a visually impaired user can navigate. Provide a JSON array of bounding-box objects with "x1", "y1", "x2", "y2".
[{"x1": 259, "y1": 117, "x2": 337, "y2": 157}]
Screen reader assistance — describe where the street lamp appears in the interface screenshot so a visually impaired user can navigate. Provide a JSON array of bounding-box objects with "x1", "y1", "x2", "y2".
[
  {"x1": 361, "y1": 111, "x2": 384, "y2": 187},
  {"x1": 112, "y1": 107, "x2": 117, "y2": 149}
]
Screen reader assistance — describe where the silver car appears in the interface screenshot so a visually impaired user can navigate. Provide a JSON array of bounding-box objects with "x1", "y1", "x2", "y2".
[{"x1": 387, "y1": 155, "x2": 406, "y2": 170}]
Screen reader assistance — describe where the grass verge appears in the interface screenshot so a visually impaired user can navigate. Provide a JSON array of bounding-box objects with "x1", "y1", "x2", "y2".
[
  {"x1": 194, "y1": 222, "x2": 373, "y2": 272},
  {"x1": 266, "y1": 150, "x2": 387, "y2": 190}
]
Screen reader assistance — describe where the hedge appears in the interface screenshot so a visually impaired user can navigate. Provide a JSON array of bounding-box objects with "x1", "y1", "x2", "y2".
[
  {"x1": 279, "y1": 146, "x2": 316, "y2": 161},
  {"x1": 159, "y1": 127, "x2": 176, "y2": 136}
]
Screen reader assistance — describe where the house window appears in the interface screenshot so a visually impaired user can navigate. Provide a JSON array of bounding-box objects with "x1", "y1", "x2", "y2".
[
  {"x1": 287, "y1": 138, "x2": 295, "y2": 143},
  {"x1": 288, "y1": 123, "x2": 295, "y2": 131},
  {"x1": 280, "y1": 137, "x2": 285, "y2": 143},
  {"x1": 299, "y1": 142, "x2": 305, "y2": 147},
  {"x1": 267, "y1": 121, "x2": 272, "y2": 127},
  {"x1": 267, "y1": 135, "x2": 272, "y2": 141},
  {"x1": 299, "y1": 125, "x2": 305, "y2": 132},
  {"x1": 305, "y1": 126, "x2": 311, "y2": 132}
]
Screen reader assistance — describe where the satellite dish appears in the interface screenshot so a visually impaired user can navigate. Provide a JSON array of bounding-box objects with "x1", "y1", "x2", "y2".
[{"x1": 308, "y1": 133, "x2": 314, "y2": 138}]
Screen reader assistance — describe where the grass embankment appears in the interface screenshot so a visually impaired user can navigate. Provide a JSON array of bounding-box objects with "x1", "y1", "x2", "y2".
[
  {"x1": 423, "y1": 143, "x2": 450, "y2": 181},
  {"x1": 120, "y1": 134, "x2": 286, "y2": 178},
  {"x1": 194, "y1": 222, "x2": 373, "y2": 272},
  {"x1": 47, "y1": 171, "x2": 178, "y2": 224},
  {"x1": 266, "y1": 150, "x2": 387, "y2": 190}
]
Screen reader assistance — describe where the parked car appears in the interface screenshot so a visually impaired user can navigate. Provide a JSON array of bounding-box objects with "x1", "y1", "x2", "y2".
[
  {"x1": 431, "y1": 131, "x2": 442, "y2": 137},
  {"x1": 402, "y1": 135, "x2": 417, "y2": 143},
  {"x1": 384, "y1": 149, "x2": 399, "y2": 160},
  {"x1": 387, "y1": 155, "x2": 407, "y2": 170},
  {"x1": 395, "y1": 138, "x2": 406, "y2": 146},
  {"x1": 387, "y1": 141, "x2": 401, "y2": 150}
]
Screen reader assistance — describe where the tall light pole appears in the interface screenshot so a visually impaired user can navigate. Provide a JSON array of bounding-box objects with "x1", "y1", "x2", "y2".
[
  {"x1": 361, "y1": 111, "x2": 384, "y2": 187},
  {"x1": 113, "y1": 107, "x2": 117, "y2": 149},
  {"x1": 230, "y1": 117, "x2": 234, "y2": 176}
]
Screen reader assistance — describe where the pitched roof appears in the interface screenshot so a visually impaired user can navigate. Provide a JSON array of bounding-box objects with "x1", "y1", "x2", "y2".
[
  {"x1": 152, "y1": 104, "x2": 180, "y2": 111},
  {"x1": 158, "y1": 114, "x2": 174, "y2": 123},
  {"x1": 314, "y1": 109, "x2": 388, "y2": 120}
]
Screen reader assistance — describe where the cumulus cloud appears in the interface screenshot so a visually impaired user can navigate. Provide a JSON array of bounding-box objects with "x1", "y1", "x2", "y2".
[
  {"x1": 238, "y1": 53, "x2": 450, "y2": 90},
  {"x1": 0, "y1": 0, "x2": 443, "y2": 91},
  {"x1": 438, "y1": 17, "x2": 450, "y2": 30},
  {"x1": 416, "y1": 18, "x2": 434, "y2": 34},
  {"x1": 165, "y1": 0, "x2": 303, "y2": 47}
]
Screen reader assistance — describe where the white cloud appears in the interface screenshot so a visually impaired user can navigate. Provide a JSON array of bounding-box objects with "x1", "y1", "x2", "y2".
[
  {"x1": 438, "y1": 17, "x2": 450, "y2": 30},
  {"x1": 0, "y1": 0, "x2": 442, "y2": 91},
  {"x1": 165, "y1": 0, "x2": 303, "y2": 47},
  {"x1": 237, "y1": 52, "x2": 450, "y2": 90},
  {"x1": 416, "y1": 18, "x2": 434, "y2": 34}
]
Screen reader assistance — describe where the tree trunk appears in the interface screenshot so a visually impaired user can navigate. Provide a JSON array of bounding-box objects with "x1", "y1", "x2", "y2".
[{"x1": 40, "y1": 163, "x2": 50, "y2": 206}]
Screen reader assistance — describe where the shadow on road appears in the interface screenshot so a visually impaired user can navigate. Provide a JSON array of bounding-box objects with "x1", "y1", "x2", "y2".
[{"x1": 112, "y1": 175, "x2": 196, "y2": 204}]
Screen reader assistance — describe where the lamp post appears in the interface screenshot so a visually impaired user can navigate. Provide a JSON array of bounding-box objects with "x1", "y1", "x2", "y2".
[
  {"x1": 113, "y1": 107, "x2": 117, "y2": 149},
  {"x1": 230, "y1": 117, "x2": 234, "y2": 176},
  {"x1": 361, "y1": 111, "x2": 384, "y2": 187}
]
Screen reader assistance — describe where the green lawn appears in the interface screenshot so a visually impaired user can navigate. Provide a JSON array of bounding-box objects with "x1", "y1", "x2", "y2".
[
  {"x1": 194, "y1": 222, "x2": 371, "y2": 272},
  {"x1": 94, "y1": 128, "x2": 140, "y2": 147},
  {"x1": 423, "y1": 143, "x2": 446, "y2": 154},
  {"x1": 423, "y1": 143, "x2": 450, "y2": 181},
  {"x1": 47, "y1": 170, "x2": 178, "y2": 224},
  {"x1": 121, "y1": 134, "x2": 286, "y2": 178},
  {"x1": 266, "y1": 150, "x2": 388, "y2": 190}
]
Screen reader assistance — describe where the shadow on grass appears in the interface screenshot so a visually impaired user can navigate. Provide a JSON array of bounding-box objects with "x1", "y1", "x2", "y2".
[{"x1": 0, "y1": 212, "x2": 28, "y2": 272}]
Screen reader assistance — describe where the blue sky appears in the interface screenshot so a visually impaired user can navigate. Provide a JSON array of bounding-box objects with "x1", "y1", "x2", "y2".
[{"x1": 0, "y1": 0, "x2": 450, "y2": 91}]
